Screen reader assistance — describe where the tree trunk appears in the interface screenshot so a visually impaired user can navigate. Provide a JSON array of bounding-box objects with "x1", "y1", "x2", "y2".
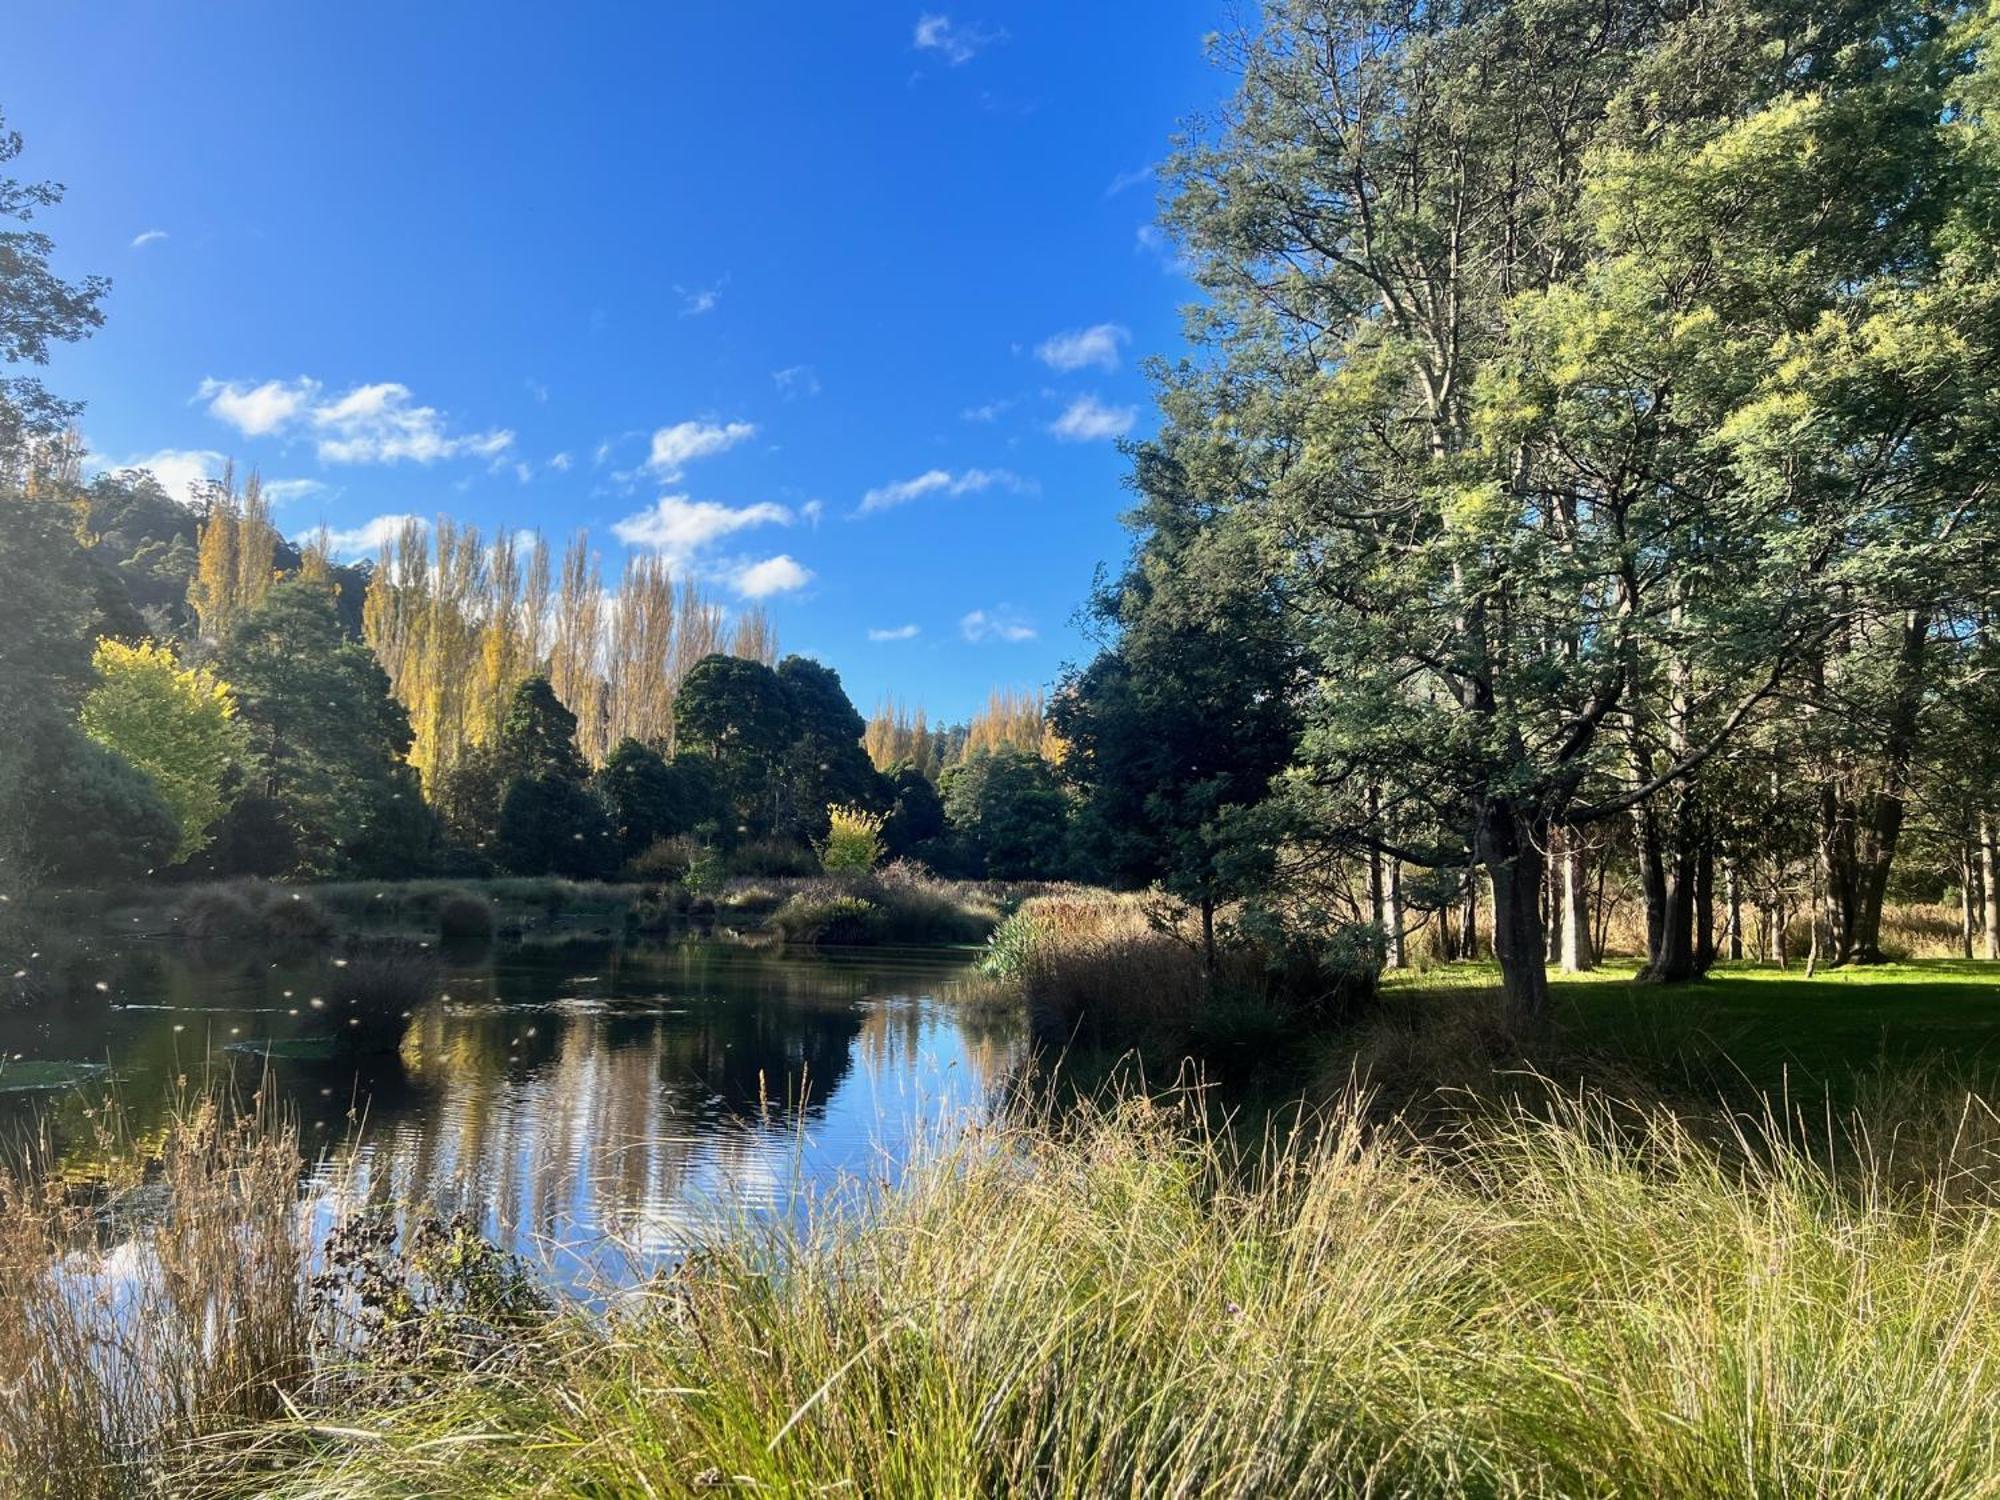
[
  {"x1": 1458, "y1": 867, "x2": 1480, "y2": 962},
  {"x1": 1693, "y1": 831, "x2": 1715, "y2": 976},
  {"x1": 1385, "y1": 857, "x2": 1405, "y2": 969},
  {"x1": 1559, "y1": 830, "x2": 1594, "y2": 973},
  {"x1": 1983, "y1": 812, "x2": 2000, "y2": 962},
  {"x1": 1961, "y1": 842, "x2": 1977, "y2": 960},
  {"x1": 1200, "y1": 894, "x2": 1217, "y2": 979},
  {"x1": 1631, "y1": 795, "x2": 1669, "y2": 973},
  {"x1": 1479, "y1": 801, "x2": 1549, "y2": 1031},
  {"x1": 1827, "y1": 608, "x2": 1930, "y2": 965},
  {"x1": 1724, "y1": 855, "x2": 1744, "y2": 962}
]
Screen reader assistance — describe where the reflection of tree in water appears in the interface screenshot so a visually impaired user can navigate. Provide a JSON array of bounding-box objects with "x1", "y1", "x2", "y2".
[{"x1": 7, "y1": 935, "x2": 994, "y2": 1267}]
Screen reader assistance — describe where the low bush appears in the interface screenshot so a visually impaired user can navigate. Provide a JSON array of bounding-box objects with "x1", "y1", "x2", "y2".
[
  {"x1": 329, "y1": 945, "x2": 441, "y2": 1014},
  {"x1": 435, "y1": 890, "x2": 497, "y2": 951},
  {"x1": 624, "y1": 834, "x2": 699, "y2": 883},
  {"x1": 171, "y1": 883, "x2": 264, "y2": 944},
  {"x1": 816, "y1": 804, "x2": 885, "y2": 874},
  {"x1": 1000, "y1": 890, "x2": 1381, "y2": 1061},
  {"x1": 257, "y1": 888, "x2": 336, "y2": 949},
  {"x1": 726, "y1": 837, "x2": 820, "y2": 879},
  {"x1": 769, "y1": 865, "x2": 1005, "y2": 948}
]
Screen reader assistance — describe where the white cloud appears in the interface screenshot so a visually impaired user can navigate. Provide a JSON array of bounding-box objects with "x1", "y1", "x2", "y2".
[
  {"x1": 1036, "y1": 323, "x2": 1128, "y2": 373},
  {"x1": 196, "y1": 375, "x2": 514, "y2": 464},
  {"x1": 961, "y1": 607, "x2": 1035, "y2": 643},
  {"x1": 549, "y1": 451, "x2": 573, "y2": 472},
  {"x1": 200, "y1": 377, "x2": 321, "y2": 438},
  {"x1": 647, "y1": 419, "x2": 756, "y2": 480},
  {"x1": 914, "y1": 13, "x2": 1004, "y2": 65},
  {"x1": 123, "y1": 448, "x2": 225, "y2": 502},
  {"x1": 857, "y1": 465, "x2": 1032, "y2": 516},
  {"x1": 322, "y1": 513, "x2": 425, "y2": 559},
  {"x1": 1051, "y1": 394, "x2": 1137, "y2": 442},
  {"x1": 676, "y1": 282, "x2": 723, "y2": 317},
  {"x1": 130, "y1": 228, "x2": 169, "y2": 249},
  {"x1": 961, "y1": 398, "x2": 1013, "y2": 422},
  {"x1": 801, "y1": 498, "x2": 825, "y2": 525},
  {"x1": 312, "y1": 382, "x2": 514, "y2": 464},
  {"x1": 773, "y1": 364, "x2": 822, "y2": 399},
  {"x1": 1105, "y1": 165, "x2": 1153, "y2": 198},
  {"x1": 733, "y1": 554, "x2": 812, "y2": 598},
  {"x1": 262, "y1": 477, "x2": 329, "y2": 507},
  {"x1": 611, "y1": 494, "x2": 793, "y2": 562},
  {"x1": 868, "y1": 624, "x2": 921, "y2": 642}
]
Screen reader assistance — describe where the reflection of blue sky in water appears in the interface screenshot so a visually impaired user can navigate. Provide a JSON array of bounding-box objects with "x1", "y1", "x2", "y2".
[{"x1": 5, "y1": 941, "x2": 1021, "y2": 1297}]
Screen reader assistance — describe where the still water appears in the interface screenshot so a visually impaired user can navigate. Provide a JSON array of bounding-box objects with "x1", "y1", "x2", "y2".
[{"x1": 0, "y1": 938, "x2": 1020, "y2": 1288}]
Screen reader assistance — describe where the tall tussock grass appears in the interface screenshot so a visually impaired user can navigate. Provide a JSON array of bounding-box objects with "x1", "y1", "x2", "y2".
[
  {"x1": 0, "y1": 1100, "x2": 311, "y2": 1499},
  {"x1": 143, "y1": 1077, "x2": 2000, "y2": 1499}
]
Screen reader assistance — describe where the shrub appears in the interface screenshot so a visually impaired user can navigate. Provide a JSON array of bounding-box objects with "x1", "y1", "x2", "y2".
[
  {"x1": 626, "y1": 834, "x2": 700, "y2": 883},
  {"x1": 770, "y1": 891, "x2": 885, "y2": 946},
  {"x1": 817, "y1": 804, "x2": 886, "y2": 874},
  {"x1": 436, "y1": 891, "x2": 497, "y2": 951},
  {"x1": 330, "y1": 945, "x2": 441, "y2": 1014},
  {"x1": 726, "y1": 837, "x2": 820, "y2": 879},
  {"x1": 171, "y1": 884, "x2": 264, "y2": 944},
  {"x1": 256, "y1": 888, "x2": 335, "y2": 949}
]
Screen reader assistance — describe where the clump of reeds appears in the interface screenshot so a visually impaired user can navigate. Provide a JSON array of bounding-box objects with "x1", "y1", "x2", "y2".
[
  {"x1": 0, "y1": 1099, "x2": 312, "y2": 1497},
  {"x1": 434, "y1": 890, "x2": 496, "y2": 953},
  {"x1": 161, "y1": 1080, "x2": 2000, "y2": 1498}
]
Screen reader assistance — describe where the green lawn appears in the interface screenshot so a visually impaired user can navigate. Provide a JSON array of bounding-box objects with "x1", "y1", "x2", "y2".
[{"x1": 1390, "y1": 958, "x2": 2000, "y2": 1099}]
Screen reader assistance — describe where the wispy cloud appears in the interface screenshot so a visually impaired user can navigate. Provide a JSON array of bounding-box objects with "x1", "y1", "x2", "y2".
[
  {"x1": 773, "y1": 364, "x2": 822, "y2": 399},
  {"x1": 1051, "y1": 394, "x2": 1136, "y2": 443},
  {"x1": 197, "y1": 376, "x2": 514, "y2": 464},
  {"x1": 1105, "y1": 165, "x2": 1153, "y2": 198},
  {"x1": 611, "y1": 494, "x2": 793, "y2": 563},
  {"x1": 262, "y1": 477, "x2": 329, "y2": 507},
  {"x1": 868, "y1": 623, "x2": 921, "y2": 642},
  {"x1": 914, "y1": 12, "x2": 1005, "y2": 65},
  {"x1": 1135, "y1": 223, "x2": 1190, "y2": 273},
  {"x1": 857, "y1": 466, "x2": 1033, "y2": 516},
  {"x1": 961, "y1": 607, "x2": 1035, "y2": 643},
  {"x1": 647, "y1": 419, "x2": 757, "y2": 480},
  {"x1": 961, "y1": 398, "x2": 1013, "y2": 422},
  {"x1": 732, "y1": 554, "x2": 812, "y2": 598},
  {"x1": 1036, "y1": 322, "x2": 1128, "y2": 373},
  {"x1": 130, "y1": 228, "x2": 169, "y2": 249},
  {"x1": 323, "y1": 513, "x2": 425, "y2": 559},
  {"x1": 676, "y1": 280, "x2": 725, "y2": 317}
]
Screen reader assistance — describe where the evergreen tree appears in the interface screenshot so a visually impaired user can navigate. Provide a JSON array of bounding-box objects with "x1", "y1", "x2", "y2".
[{"x1": 214, "y1": 578, "x2": 430, "y2": 876}]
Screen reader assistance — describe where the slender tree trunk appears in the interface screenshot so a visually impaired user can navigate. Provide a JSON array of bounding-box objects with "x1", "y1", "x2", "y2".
[
  {"x1": 1693, "y1": 830, "x2": 1715, "y2": 976},
  {"x1": 1386, "y1": 858, "x2": 1405, "y2": 969},
  {"x1": 1631, "y1": 795, "x2": 1669, "y2": 974},
  {"x1": 1479, "y1": 801, "x2": 1549, "y2": 1031},
  {"x1": 1200, "y1": 894, "x2": 1217, "y2": 979},
  {"x1": 1366, "y1": 787, "x2": 1386, "y2": 936},
  {"x1": 1961, "y1": 842, "x2": 1977, "y2": 960},
  {"x1": 1560, "y1": 830, "x2": 1594, "y2": 973},
  {"x1": 1983, "y1": 813, "x2": 2000, "y2": 962},
  {"x1": 1724, "y1": 854, "x2": 1744, "y2": 962},
  {"x1": 1459, "y1": 866, "x2": 1479, "y2": 962}
]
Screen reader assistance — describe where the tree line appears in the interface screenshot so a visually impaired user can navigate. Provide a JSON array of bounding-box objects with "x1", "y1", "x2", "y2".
[{"x1": 1051, "y1": 0, "x2": 2000, "y2": 1023}]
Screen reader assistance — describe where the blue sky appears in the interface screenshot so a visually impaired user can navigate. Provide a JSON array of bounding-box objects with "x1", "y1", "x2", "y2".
[{"x1": 4, "y1": 3, "x2": 1227, "y2": 720}]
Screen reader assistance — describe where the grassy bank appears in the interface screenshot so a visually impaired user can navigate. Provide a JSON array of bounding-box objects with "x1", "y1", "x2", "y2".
[{"x1": 13, "y1": 1078, "x2": 2000, "y2": 1497}]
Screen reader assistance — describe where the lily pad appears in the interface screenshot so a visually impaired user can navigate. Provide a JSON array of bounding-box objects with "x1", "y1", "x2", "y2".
[{"x1": 0, "y1": 1060, "x2": 109, "y2": 1093}]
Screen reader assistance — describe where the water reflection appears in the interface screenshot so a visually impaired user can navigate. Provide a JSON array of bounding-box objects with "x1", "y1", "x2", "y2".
[{"x1": 1, "y1": 938, "x2": 1020, "y2": 1287}]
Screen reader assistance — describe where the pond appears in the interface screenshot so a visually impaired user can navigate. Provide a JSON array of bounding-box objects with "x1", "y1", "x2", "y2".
[{"x1": 0, "y1": 937, "x2": 1021, "y2": 1290}]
